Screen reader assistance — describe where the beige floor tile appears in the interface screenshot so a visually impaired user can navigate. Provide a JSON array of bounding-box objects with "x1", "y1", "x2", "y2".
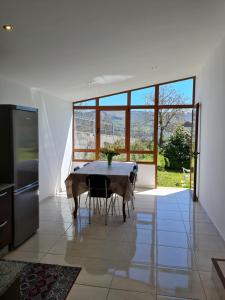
[
  {"x1": 199, "y1": 271, "x2": 221, "y2": 300},
  {"x1": 157, "y1": 296, "x2": 190, "y2": 300},
  {"x1": 135, "y1": 211, "x2": 155, "y2": 222},
  {"x1": 6, "y1": 189, "x2": 223, "y2": 300},
  {"x1": 184, "y1": 222, "x2": 219, "y2": 236},
  {"x1": 66, "y1": 284, "x2": 108, "y2": 300},
  {"x1": 4, "y1": 250, "x2": 45, "y2": 262},
  {"x1": 111, "y1": 264, "x2": 156, "y2": 293},
  {"x1": 157, "y1": 267, "x2": 206, "y2": 299},
  {"x1": 157, "y1": 231, "x2": 189, "y2": 248},
  {"x1": 194, "y1": 250, "x2": 225, "y2": 272},
  {"x1": 107, "y1": 289, "x2": 156, "y2": 300},
  {"x1": 39, "y1": 212, "x2": 72, "y2": 223},
  {"x1": 129, "y1": 243, "x2": 156, "y2": 266},
  {"x1": 65, "y1": 223, "x2": 112, "y2": 239},
  {"x1": 189, "y1": 234, "x2": 225, "y2": 252},
  {"x1": 106, "y1": 227, "x2": 156, "y2": 245},
  {"x1": 76, "y1": 258, "x2": 114, "y2": 288},
  {"x1": 38, "y1": 220, "x2": 72, "y2": 235},
  {"x1": 157, "y1": 220, "x2": 186, "y2": 233},
  {"x1": 39, "y1": 200, "x2": 67, "y2": 210},
  {"x1": 157, "y1": 245, "x2": 196, "y2": 270},
  {"x1": 47, "y1": 236, "x2": 93, "y2": 256},
  {"x1": 16, "y1": 234, "x2": 59, "y2": 253},
  {"x1": 156, "y1": 210, "x2": 183, "y2": 221},
  {"x1": 48, "y1": 236, "x2": 136, "y2": 262},
  {"x1": 157, "y1": 204, "x2": 180, "y2": 212},
  {"x1": 181, "y1": 212, "x2": 212, "y2": 223},
  {"x1": 40, "y1": 253, "x2": 83, "y2": 267}
]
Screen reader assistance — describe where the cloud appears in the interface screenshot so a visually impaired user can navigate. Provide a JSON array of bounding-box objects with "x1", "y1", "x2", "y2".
[{"x1": 90, "y1": 74, "x2": 135, "y2": 85}]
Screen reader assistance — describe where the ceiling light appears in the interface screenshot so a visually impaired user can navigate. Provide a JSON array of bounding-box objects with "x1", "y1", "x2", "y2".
[
  {"x1": 2, "y1": 24, "x2": 14, "y2": 32},
  {"x1": 151, "y1": 66, "x2": 158, "y2": 70}
]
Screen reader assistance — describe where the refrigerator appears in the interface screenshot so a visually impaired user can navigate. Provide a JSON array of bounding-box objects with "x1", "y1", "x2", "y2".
[{"x1": 0, "y1": 105, "x2": 39, "y2": 248}]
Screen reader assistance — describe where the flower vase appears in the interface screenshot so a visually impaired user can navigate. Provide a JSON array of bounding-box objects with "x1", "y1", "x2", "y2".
[{"x1": 107, "y1": 154, "x2": 113, "y2": 166}]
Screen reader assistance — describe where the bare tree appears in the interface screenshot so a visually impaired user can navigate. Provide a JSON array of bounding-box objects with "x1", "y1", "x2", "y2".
[{"x1": 157, "y1": 87, "x2": 186, "y2": 147}]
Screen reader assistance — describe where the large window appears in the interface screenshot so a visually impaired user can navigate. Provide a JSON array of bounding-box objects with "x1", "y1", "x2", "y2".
[
  {"x1": 73, "y1": 109, "x2": 96, "y2": 149},
  {"x1": 73, "y1": 77, "x2": 195, "y2": 163},
  {"x1": 100, "y1": 110, "x2": 126, "y2": 149}
]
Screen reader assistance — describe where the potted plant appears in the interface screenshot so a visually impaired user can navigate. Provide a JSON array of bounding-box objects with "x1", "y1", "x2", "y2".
[{"x1": 101, "y1": 147, "x2": 119, "y2": 166}]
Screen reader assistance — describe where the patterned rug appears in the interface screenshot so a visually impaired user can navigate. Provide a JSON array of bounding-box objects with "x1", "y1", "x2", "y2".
[{"x1": 0, "y1": 260, "x2": 81, "y2": 300}]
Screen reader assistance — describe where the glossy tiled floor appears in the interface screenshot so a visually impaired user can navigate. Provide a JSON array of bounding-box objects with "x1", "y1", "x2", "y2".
[{"x1": 4, "y1": 188, "x2": 224, "y2": 299}]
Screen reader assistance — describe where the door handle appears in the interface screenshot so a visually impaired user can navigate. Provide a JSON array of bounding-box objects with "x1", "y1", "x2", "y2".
[
  {"x1": 0, "y1": 192, "x2": 7, "y2": 197},
  {"x1": 193, "y1": 152, "x2": 200, "y2": 156},
  {"x1": 0, "y1": 220, "x2": 8, "y2": 228}
]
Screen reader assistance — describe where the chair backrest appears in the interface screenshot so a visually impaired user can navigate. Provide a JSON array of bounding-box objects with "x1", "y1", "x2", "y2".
[
  {"x1": 74, "y1": 166, "x2": 80, "y2": 172},
  {"x1": 133, "y1": 164, "x2": 138, "y2": 172},
  {"x1": 130, "y1": 170, "x2": 137, "y2": 185},
  {"x1": 86, "y1": 174, "x2": 110, "y2": 198}
]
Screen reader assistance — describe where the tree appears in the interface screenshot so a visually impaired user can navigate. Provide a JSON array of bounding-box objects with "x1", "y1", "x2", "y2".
[
  {"x1": 163, "y1": 126, "x2": 191, "y2": 171},
  {"x1": 157, "y1": 86, "x2": 186, "y2": 147}
]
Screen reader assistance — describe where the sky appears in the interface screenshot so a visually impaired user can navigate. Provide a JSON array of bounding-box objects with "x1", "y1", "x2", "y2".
[{"x1": 74, "y1": 78, "x2": 194, "y2": 106}]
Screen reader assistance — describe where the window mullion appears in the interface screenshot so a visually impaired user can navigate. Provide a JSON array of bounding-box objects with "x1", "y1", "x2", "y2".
[{"x1": 96, "y1": 105, "x2": 100, "y2": 160}]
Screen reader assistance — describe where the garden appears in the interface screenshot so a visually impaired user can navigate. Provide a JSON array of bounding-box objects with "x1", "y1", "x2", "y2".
[{"x1": 157, "y1": 126, "x2": 192, "y2": 188}]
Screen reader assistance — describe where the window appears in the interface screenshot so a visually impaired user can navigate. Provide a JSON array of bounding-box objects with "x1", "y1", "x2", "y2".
[
  {"x1": 74, "y1": 152, "x2": 96, "y2": 160},
  {"x1": 130, "y1": 109, "x2": 154, "y2": 151},
  {"x1": 159, "y1": 78, "x2": 194, "y2": 105},
  {"x1": 100, "y1": 111, "x2": 126, "y2": 149},
  {"x1": 100, "y1": 152, "x2": 127, "y2": 162},
  {"x1": 131, "y1": 87, "x2": 155, "y2": 106},
  {"x1": 73, "y1": 99, "x2": 96, "y2": 106},
  {"x1": 73, "y1": 110, "x2": 96, "y2": 149},
  {"x1": 130, "y1": 153, "x2": 154, "y2": 162},
  {"x1": 99, "y1": 93, "x2": 127, "y2": 106},
  {"x1": 73, "y1": 77, "x2": 195, "y2": 163}
]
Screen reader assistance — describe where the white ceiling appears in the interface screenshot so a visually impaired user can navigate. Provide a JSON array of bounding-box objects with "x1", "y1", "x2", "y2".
[{"x1": 1, "y1": 0, "x2": 225, "y2": 101}]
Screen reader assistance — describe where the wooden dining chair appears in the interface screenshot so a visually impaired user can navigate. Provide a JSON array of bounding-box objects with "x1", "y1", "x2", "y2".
[
  {"x1": 86, "y1": 175, "x2": 114, "y2": 225},
  {"x1": 74, "y1": 166, "x2": 80, "y2": 172},
  {"x1": 73, "y1": 166, "x2": 82, "y2": 207},
  {"x1": 129, "y1": 168, "x2": 138, "y2": 210}
]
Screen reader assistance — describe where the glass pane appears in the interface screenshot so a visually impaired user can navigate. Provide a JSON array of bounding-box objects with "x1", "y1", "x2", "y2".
[
  {"x1": 130, "y1": 109, "x2": 154, "y2": 151},
  {"x1": 158, "y1": 108, "x2": 192, "y2": 146},
  {"x1": 74, "y1": 109, "x2": 96, "y2": 149},
  {"x1": 157, "y1": 108, "x2": 192, "y2": 188},
  {"x1": 131, "y1": 87, "x2": 155, "y2": 105},
  {"x1": 74, "y1": 152, "x2": 96, "y2": 160},
  {"x1": 73, "y1": 99, "x2": 96, "y2": 106},
  {"x1": 99, "y1": 93, "x2": 127, "y2": 106},
  {"x1": 131, "y1": 153, "x2": 153, "y2": 162},
  {"x1": 99, "y1": 153, "x2": 127, "y2": 162},
  {"x1": 159, "y1": 79, "x2": 194, "y2": 105},
  {"x1": 100, "y1": 111, "x2": 126, "y2": 148}
]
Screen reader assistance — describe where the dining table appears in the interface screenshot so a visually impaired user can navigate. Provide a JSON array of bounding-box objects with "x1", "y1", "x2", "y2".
[{"x1": 65, "y1": 161, "x2": 136, "y2": 222}]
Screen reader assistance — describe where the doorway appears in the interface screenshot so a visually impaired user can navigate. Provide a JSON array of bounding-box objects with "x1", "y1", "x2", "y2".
[
  {"x1": 157, "y1": 107, "x2": 193, "y2": 188},
  {"x1": 156, "y1": 103, "x2": 200, "y2": 200}
]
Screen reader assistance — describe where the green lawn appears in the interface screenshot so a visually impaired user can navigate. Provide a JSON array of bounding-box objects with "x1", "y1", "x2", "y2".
[
  {"x1": 157, "y1": 170, "x2": 190, "y2": 188},
  {"x1": 157, "y1": 153, "x2": 190, "y2": 188}
]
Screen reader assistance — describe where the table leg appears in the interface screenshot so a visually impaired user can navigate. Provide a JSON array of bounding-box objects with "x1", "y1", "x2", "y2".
[
  {"x1": 73, "y1": 196, "x2": 78, "y2": 218},
  {"x1": 122, "y1": 198, "x2": 126, "y2": 222}
]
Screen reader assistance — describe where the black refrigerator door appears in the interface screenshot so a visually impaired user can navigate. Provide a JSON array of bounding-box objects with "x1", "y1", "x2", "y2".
[
  {"x1": 13, "y1": 109, "x2": 38, "y2": 190},
  {"x1": 13, "y1": 183, "x2": 39, "y2": 248}
]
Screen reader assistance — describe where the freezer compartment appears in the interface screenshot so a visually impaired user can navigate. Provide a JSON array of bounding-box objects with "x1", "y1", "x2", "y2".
[{"x1": 13, "y1": 183, "x2": 39, "y2": 248}]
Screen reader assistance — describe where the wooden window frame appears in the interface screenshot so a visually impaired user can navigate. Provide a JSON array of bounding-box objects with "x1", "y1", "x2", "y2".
[{"x1": 72, "y1": 76, "x2": 196, "y2": 165}]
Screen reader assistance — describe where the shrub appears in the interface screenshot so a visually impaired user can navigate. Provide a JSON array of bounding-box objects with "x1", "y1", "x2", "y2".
[{"x1": 163, "y1": 126, "x2": 191, "y2": 171}]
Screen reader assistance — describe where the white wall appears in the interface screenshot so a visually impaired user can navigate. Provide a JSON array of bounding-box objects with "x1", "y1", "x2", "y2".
[
  {"x1": 196, "y1": 36, "x2": 225, "y2": 240},
  {"x1": 0, "y1": 76, "x2": 72, "y2": 200}
]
